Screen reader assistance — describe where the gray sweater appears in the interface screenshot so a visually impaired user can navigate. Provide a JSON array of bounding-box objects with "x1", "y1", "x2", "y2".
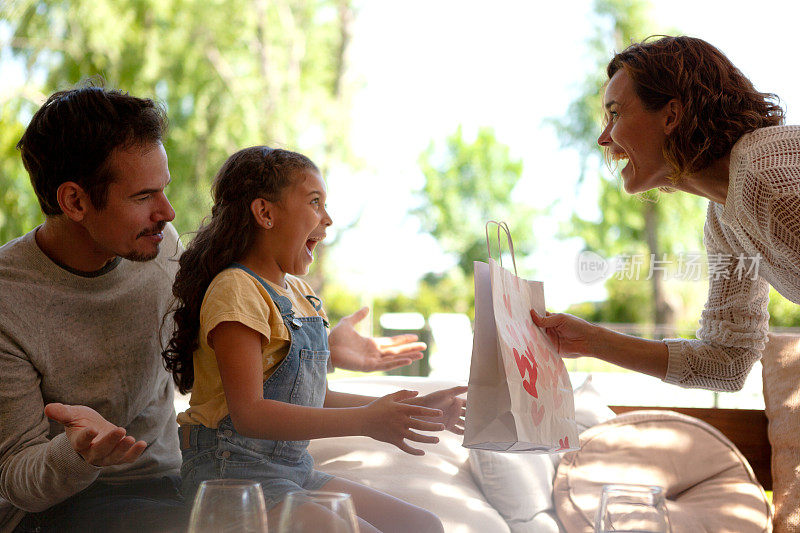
[{"x1": 0, "y1": 224, "x2": 182, "y2": 513}]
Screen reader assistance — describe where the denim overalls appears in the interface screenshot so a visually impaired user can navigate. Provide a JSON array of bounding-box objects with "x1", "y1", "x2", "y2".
[{"x1": 179, "y1": 264, "x2": 334, "y2": 509}]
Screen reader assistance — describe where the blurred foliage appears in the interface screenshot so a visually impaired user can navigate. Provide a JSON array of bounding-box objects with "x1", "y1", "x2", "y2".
[
  {"x1": 317, "y1": 280, "x2": 363, "y2": 326},
  {"x1": 550, "y1": 0, "x2": 707, "y2": 327},
  {"x1": 415, "y1": 125, "x2": 536, "y2": 277},
  {"x1": 769, "y1": 289, "x2": 800, "y2": 328},
  {"x1": 0, "y1": 0, "x2": 356, "y2": 286},
  {"x1": 371, "y1": 270, "x2": 475, "y2": 327},
  {"x1": 568, "y1": 276, "x2": 651, "y2": 324},
  {"x1": 568, "y1": 271, "x2": 707, "y2": 333},
  {"x1": 0, "y1": 104, "x2": 41, "y2": 244}
]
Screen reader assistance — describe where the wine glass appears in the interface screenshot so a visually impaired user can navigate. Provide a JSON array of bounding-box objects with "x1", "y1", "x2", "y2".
[
  {"x1": 594, "y1": 483, "x2": 671, "y2": 533},
  {"x1": 187, "y1": 479, "x2": 269, "y2": 533},
  {"x1": 276, "y1": 491, "x2": 358, "y2": 533}
]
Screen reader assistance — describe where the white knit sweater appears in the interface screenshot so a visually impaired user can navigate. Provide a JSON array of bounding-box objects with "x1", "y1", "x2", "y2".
[{"x1": 664, "y1": 125, "x2": 800, "y2": 391}]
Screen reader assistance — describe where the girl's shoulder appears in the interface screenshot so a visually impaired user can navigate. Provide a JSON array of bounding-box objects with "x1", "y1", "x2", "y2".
[
  {"x1": 202, "y1": 268, "x2": 277, "y2": 312},
  {"x1": 207, "y1": 266, "x2": 258, "y2": 293}
]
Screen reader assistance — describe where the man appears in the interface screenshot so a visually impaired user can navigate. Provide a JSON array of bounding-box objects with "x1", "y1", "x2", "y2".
[{"x1": 0, "y1": 85, "x2": 424, "y2": 532}]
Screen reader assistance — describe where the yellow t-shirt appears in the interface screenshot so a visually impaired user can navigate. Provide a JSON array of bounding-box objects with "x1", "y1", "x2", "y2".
[{"x1": 176, "y1": 267, "x2": 327, "y2": 428}]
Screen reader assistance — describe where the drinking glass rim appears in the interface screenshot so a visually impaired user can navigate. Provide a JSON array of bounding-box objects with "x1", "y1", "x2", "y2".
[
  {"x1": 285, "y1": 490, "x2": 353, "y2": 501},
  {"x1": 198, "y1": 479, "x2": 262, "y2": 489}
]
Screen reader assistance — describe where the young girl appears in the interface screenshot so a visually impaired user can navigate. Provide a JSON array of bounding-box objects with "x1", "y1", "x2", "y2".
[{"x1": 162, "y1": 146, "x2": 464, "y2": 532}]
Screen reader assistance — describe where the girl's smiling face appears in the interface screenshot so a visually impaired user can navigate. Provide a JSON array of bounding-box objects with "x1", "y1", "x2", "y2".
[
  {"x1": 265, "y1": 168, "x2": 332, "y2": 281},
  {"x1": 597, "y1": 69, "x2": 678, "y2": 193}
]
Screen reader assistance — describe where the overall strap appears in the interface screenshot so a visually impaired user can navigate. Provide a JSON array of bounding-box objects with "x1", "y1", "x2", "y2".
[
  {"x1": 304, "y1": 295, "x2": 329, "y2": 328},
  {"x1": 228, "y1": 263, "x2": 302, "y2": 329}
]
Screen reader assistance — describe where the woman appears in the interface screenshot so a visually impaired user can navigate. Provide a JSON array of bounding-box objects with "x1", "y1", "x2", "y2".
[
  {"x1": 531, "y1": 35, "x2": 800, "y2": 531},
  {"x1": 532, "y1": 35, "x2": 800, "y2": 392}
]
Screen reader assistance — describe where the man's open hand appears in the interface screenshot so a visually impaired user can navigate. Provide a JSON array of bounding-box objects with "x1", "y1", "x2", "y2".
[
  {"x1": 45, "y1": 403, "x2": 147, "y2": 467},
  {"x1": 329, "y1": 307, "x2": 426, "y2": 372}
]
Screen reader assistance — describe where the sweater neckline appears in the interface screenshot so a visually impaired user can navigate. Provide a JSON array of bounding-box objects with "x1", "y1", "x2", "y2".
[{"x1": 25, "y1": 227, "x2": 126, "y2": 285}]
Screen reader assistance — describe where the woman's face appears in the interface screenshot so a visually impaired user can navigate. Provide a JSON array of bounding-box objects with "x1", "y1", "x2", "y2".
[{"x1": 597, "y1": 69, "x2": 675, "y2": 193}]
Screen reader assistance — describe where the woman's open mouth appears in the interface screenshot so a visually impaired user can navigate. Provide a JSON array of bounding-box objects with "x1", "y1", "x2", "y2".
[{"x1": 611, "y1": 150, "x2": 629, "y2": 162}]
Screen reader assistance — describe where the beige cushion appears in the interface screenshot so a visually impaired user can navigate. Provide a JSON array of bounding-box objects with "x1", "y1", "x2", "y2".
[
  {"x1": 762, "y1": 333, "x2": 800, "y2": 533},
  {"x1": 309, "y1": 434, "x2": 509, "y2": 533},
  {"x1": 553, "y1": 410, "x2": 772, "y2": 533},
  {"x1": 312, "y1": 376, "x2": 509, "y2": 532}
]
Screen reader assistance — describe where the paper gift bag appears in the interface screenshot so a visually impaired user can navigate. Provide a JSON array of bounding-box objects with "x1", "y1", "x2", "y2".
[{"x1": 463, "y1": 221, "x2": 579, "y2": 453}]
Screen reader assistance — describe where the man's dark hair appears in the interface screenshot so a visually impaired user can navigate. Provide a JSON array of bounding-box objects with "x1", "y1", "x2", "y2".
[{"x1": 17, "y1": 84, "x2": 168, "y2": 215}]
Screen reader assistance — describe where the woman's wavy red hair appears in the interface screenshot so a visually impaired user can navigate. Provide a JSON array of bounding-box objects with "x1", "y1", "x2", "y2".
[{"x1": 607, "y1": 35, "x2": 785, "y2": 178}]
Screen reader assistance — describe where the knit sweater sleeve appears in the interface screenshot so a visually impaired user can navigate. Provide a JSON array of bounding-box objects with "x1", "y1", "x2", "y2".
[
  {"x1": 662, "y1": 203, "x2": 770, "y2": 392},
  {"x1": 0, "y1": 346, "x2": 100, "y2": 512}
]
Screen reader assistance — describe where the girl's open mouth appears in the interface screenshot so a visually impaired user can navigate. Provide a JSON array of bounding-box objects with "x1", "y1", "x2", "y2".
[{"x1": 305, "y1": 239, "x2": 319, "y2": 256}]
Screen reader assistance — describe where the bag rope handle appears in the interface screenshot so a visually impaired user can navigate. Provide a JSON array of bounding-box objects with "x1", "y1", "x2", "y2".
[{"x1": 484, "y1": 220, "x2": 518, "y2": 276}]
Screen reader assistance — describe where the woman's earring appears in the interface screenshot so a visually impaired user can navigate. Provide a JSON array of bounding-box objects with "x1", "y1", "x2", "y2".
[{"x1": 266, "y1": 221, "x2": 272, "y2": 228}]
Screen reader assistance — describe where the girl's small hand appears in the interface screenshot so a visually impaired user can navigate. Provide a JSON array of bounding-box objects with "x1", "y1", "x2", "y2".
[
  {"x1": 361, "y1": 390, "x2": 445, "y2": 455},
  {"x1": 403, "y1": 386, "x2": 467, "y2": 435},
  {"x1": 530, "y1": 310, "x2": 598, "y2": 358}
]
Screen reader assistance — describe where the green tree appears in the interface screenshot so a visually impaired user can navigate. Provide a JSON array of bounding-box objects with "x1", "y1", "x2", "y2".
[
  {"x1": 0, "y1": 99, "x2": 42, "y2": 244},
  {"x1": 416, "y1": 125, "x2": 536, "y2": 277},
  {"x1": 768, "y1": 289, "x2": 800, "y2": 328},
  {"x1": 551, "y1": 0, "x2": 707, "y2": 329},
  {"x1": 0, "y1": 0, "x2": 355, "y2": 293}
]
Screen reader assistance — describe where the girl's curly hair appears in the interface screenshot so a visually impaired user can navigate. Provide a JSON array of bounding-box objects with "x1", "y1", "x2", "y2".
[{"x1": 607, "y1": 35, "x2": 784, "y2": 178}]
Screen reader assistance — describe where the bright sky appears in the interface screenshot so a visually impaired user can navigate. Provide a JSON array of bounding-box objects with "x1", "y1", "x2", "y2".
[{"x1": 326, "y1": 0, "x2": 800, "y2": 310}]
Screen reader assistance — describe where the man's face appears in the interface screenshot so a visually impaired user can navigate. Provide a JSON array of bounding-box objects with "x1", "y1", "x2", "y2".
[{"x1": 81, "y1": 142, "x2": 175, "y2": 263}]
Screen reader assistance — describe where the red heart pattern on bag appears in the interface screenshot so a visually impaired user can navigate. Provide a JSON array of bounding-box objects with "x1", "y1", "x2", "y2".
[
  {"x1": 502, "y1": 292, "x2": 513, "y2": 317},
  {"x1": 512, "y1": 347, "x2": 538, "y2": 398}
]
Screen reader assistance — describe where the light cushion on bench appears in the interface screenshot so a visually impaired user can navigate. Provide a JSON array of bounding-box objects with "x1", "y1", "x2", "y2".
[
  {"x1": 311, "y1": 376, "x2": 510, "y2": 532},
  {"x1": 762, "y1": 333, "x2": 800, "y2": 532},
  {"x1": 553, "y1": 410, "x2": 772, "y2": 533}
]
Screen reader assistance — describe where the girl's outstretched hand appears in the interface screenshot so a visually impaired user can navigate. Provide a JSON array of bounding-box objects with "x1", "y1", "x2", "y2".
[
  {"x1": 529, "y1": 310, "x2": 598, "y2": 359},
  {"x1": 403, "y1": 386, "x2": 467, "y2": 435},
  {"x1": 328, "y1": 307, "x2": 426, "y2": 372},
  {"x1": 360, "y1": 390, "x2": 445, "y2": 455}
]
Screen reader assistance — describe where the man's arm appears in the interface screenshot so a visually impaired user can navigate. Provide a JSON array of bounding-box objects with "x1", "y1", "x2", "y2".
[
  {"x1": 328, "y1": 307, "x2": 426, "y2": 372},
  {"x1": 0, "y1": 349, "x2": 144, "y2": 512}
]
